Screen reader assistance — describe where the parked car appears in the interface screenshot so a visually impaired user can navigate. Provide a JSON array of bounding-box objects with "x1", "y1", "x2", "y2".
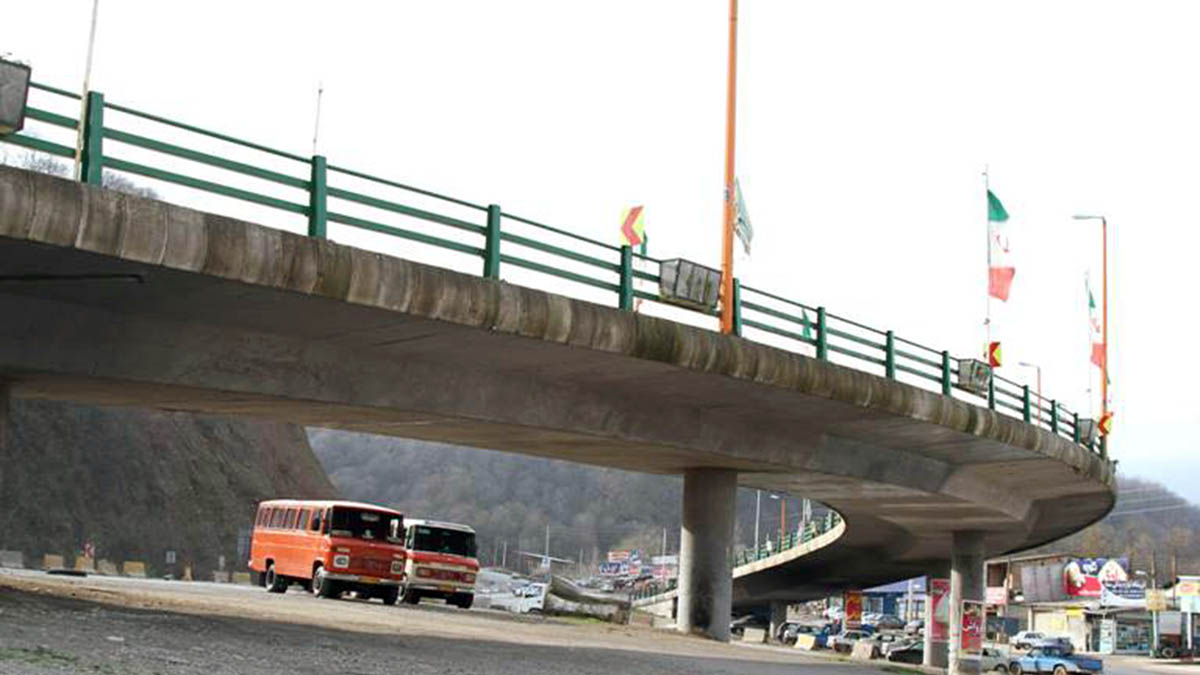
[
  {"x1": 904, "y1": 618, "x2": 924, "y2": 635},
  {"x1": 730, "y1": 614, "x2": 769, "y2": 638},
  {"x1": 887, "y1": 643, "x2": 924, "y2": 664},
  {"x1": 868, "y1": 614, "x2": 906, "y2": 631},
  {"x1": 981, "y1": 647, "x2": 1010, "y2": 673},
  {"x1": 1032, "y1": 637, "x2": 1075, "y2": 652},
  {"x1": 782, "y1": 622, "x2": 830, "y2": 647},
  {"x1": 1008, "y1": 645, "x2": 1103, "y2": 675},
  {"x1": 830, "y1": 629, "x2": 874, "y2": 653},
  {"x1": 860, "y1": 632, "x2": 907, "y2": 657},
  {"x1": 882, "y1": 636, "x2": 921, "y2": 657},
  {"x1": 1012, "y1": 631, "x2": 1046, "y2": 650}
]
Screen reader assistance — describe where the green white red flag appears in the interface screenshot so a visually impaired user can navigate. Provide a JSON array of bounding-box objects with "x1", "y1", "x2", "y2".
[
  {"x1": 987, "y1": 190, "x2": 1015, "y2": 301},
  {"x1": 1086, "y1": 276, "x2": 1105, "y2": 369}
]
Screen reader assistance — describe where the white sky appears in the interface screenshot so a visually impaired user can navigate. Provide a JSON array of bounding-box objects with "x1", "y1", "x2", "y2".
[{"x1": 6, "y1": 1, "x2": 1196, "y2": 502}]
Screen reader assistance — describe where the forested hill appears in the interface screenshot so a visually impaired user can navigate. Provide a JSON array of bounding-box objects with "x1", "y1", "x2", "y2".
[{"x1": 312, "y1": 430, "x2": 1200, "y2": 575}]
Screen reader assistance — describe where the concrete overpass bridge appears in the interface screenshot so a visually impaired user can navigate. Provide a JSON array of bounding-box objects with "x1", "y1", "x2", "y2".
[{"x1": 0, "y1": 83, "x2": 1115, "y2": 668}]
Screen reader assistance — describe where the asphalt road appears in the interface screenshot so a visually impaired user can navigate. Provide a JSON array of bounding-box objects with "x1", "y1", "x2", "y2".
[{"x1": 0, "y1": 569, "x2": 876, "y2": 675}]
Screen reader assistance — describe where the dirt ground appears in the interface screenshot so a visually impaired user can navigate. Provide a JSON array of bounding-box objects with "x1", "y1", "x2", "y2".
[{"x1": 0, "y1": 569, "x2": 873, "y2": 674}]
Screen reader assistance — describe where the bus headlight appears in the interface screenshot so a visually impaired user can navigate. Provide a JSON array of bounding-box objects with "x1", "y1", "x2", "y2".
[
  {"x1": 391, "y1": 560, "x2": 404, "y2": 575},
  {"x1": 462, "y1": 573, "x2": 476, "y2": 583},
  {"x1": 332, "y1": 555, "x2": 350, "y2": 568}
]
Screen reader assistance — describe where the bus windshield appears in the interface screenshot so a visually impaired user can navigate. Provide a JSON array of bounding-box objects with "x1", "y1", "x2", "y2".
[
  {"x1": 328, "y1": 507, "x2": 403, "y2": 543},
  {"x1": 411, "y1": 526, "x2": 476, "y2": 557}
]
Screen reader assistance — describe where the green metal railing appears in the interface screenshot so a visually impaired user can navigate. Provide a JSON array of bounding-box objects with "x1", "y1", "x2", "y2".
[
  {"x1": 732, "y1": 511, "x2": 843, "y2": 567},
  {"x1": 630, "y1": 511, "x2": 845, "y2": 601},
  {"x1": 0, "y1": 81, "x2": 1107, "y2": 460}
]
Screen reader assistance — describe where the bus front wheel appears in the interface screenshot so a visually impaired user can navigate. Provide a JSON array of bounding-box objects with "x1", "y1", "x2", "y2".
[
  {"x1": 265, "y1": 564, "x2": 287, "y2": 594},
  {"x1": 312, "y1": 566, "x2": 339, "y2": 599},
  {"x1": 401, "y1": 587, "x2": 421, "y2": 605},
  {"x1": 380, "y1": 587, "x2": 399, "y2": 606}
]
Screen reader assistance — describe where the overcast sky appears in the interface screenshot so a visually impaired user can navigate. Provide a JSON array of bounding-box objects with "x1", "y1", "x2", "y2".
[{"x1": 7, "y1": 1, "x2": 1196, "y2": 505}]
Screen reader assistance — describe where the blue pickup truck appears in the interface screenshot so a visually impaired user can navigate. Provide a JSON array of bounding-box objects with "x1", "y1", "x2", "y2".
[{"x1": 1008, "y1": 645, "x2": 1103, "y2": 675}]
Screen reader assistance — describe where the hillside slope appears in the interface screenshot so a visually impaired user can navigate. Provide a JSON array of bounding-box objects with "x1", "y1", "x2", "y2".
[{"x1": 0, "y1": 400, "x2": 336, "y2": 576}]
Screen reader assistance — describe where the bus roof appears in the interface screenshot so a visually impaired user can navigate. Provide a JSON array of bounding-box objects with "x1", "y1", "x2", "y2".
[
  {"x1": 257, "y1": 499, "x2": 402, "y2": 516},
  {"x1": 406, "y1": 518, "x2": 475, "y2": 534}
]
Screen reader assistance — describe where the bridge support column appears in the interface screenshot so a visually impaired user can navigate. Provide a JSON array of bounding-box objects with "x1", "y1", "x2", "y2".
[
  {"x1": 924, "y1": 561, "x2": 951, "y2": 669},
  {"x1": 949, "y1": 531, "x2": 985, "y2": 675},
  {"x1": 677, "y1": 467, "x2": 737, "y2": 642},
  {"x1": 769, "y1": 600, "x2": 788, "y2": 643},
  {"x1": 0, "y1": 381, "x2": 10, "y2": 454}
]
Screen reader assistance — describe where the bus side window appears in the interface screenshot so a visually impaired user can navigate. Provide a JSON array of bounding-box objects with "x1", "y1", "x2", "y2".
[
  {"x1": 270, "y1": 509, "x2": 285, "y2": 529},
  {"x1": 286, "y1": 508, "x2": 299, "y2": 529},
  {"x1": 262, "y1": 508, "x2": 274, "y2": 529},
  {"x1": 310, "y1": 509, "x2": 322, "y2": 532},
  {"x1": 299, "y1": 509, "x2": 311, "y2": 531}
]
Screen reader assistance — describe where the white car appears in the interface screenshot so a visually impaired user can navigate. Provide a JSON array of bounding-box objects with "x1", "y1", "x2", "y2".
[
  {"x1": 489, "y1": 582, "x2": 547, "y2": 614},
  {"x1": 1013, "y1": 631, "x2": 1046, "y2": 650},
  {"x1": 830, "y1": 629, "x2": 873, "y2": 653}
]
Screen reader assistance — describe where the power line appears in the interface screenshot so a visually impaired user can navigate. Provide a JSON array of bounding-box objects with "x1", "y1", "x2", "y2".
[{"x1": 1107, "y1": 503, "x2": 1195, "y2": 517}]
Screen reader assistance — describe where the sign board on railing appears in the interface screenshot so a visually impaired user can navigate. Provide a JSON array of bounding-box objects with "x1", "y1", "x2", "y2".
[
  {"x1": 0, "y1": 59, "x2": 31, "y2": 135},
  {"x1": 957, "y1": 358, "x2": 991, "y2": 395},
  {"x1": 1077, "y1": 418, "x2": 1098, "y2": 444},
  {"x1": 659, "y1": 258, "x2": 721, "y2": 311}
]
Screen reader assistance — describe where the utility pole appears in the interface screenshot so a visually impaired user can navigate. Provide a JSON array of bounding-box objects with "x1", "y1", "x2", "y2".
[
  {"x1": 662, "y1": 527, "x2": 667, "y2": 559},
  {"x1": 754, "y1": 490, "x2": 761, "y2": 555},
  {"x1": 502, "y1": 540, "x2": 507, "y2": 569},
  {"x1": 718, "y1": 0, "x2": 739, "y2": 334}
]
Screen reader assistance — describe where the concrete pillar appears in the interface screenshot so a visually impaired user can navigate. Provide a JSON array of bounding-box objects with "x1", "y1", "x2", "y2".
[
  {"x1": 924, "y1": 562, "x2": 951, "y2": 669},
  {"x1": 949, "y1": 531, "x2": 986, "y2": 675},
  {"x1": 677, "y1": 467, "x2": 737, "y2": 641},
  {"x1": 769, "y1": 600, "x2": 788, "y2": 642},
  {"x1": 0, "y1": 381, "x2": 9, "y2": 454}
]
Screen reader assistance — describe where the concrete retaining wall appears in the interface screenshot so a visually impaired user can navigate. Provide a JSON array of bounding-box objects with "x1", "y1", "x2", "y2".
[
  {"x1": 96, "y1": 560, "x2": 119, "y2": 576},
  {"x1": 42, "y1": 554, "x2": 64, "y2": 570},
  {"x1": 0, "y1": 550, "x2": 24, "y2": 568}
]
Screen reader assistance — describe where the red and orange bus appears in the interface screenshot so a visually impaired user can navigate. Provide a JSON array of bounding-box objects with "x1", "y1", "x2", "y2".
[
  {"x1": 248, "y1": 499, "x2": 406, "y2": 604},
  {"x1": 401, "y1": 519, "x2": 478, "y2": 608}
]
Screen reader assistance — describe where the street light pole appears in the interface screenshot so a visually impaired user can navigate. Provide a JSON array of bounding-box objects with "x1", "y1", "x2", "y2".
[
  {"x1": 1017, "y1": 361, "x2": 1042, "y2": 426},
  {"x1": 754, "y1": 489, "x2": 761, "y2": 555},
  {"x1": 718, "y1": 0, "x2": 739, "y2": 335}
]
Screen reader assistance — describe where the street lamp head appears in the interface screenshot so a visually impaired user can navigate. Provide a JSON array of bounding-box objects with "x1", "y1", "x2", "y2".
[{"x1": 1073, "y1": 214, "x2": 1105, "y2": 222}]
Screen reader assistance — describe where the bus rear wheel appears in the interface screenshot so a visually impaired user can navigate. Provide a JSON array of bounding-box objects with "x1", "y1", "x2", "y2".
[{"x1": 450, "y1": 593, "x2": 473, "y2": 610}]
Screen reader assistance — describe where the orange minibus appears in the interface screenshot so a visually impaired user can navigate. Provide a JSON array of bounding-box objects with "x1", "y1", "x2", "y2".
[{"x1": 248, "y1": 499, "x2": 406, "y2": 604}]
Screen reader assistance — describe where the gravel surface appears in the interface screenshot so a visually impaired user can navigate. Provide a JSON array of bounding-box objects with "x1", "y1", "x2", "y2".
[{"x1": 0, "y1": 571, "x2": 877, "y2": 675}]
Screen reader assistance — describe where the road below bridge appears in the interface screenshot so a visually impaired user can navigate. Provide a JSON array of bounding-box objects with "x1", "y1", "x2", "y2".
[{"x1": 0, "y1": 570, "x2": 870, "y2": 675}]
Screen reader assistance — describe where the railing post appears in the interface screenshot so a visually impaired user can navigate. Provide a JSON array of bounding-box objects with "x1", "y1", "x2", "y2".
[
  {"x1": 885, "y1": 330, "x2": 896, "y2": 379},
  {"x1": 1022, "y1": 385, "x2": 1031, "y2": 423},
  {"x1": 483, "y1": 204, "x2": 502, "y2": 279},
  {"x1": 816, "y1": 307, "x2": 828, "y2": 360},
  {"x1": 732, "y1": 279, "x2": 742, "y2": 336},
  {"x1": 308, "y1": 155, "x2": 327, "y2": 239},
  {"x1": 941, "y1": 350, "x2": 952, "y2": 396},
  {"x1": 1073, "y1": 412, "x2": 1081, "y2": 444},
  {"x1": 80, "y1": 91, "x2": 104, "y2": 186},
  {"x1": 987, "y1": 371, "x2": 996, "y2": 410},
  {"x1": 618, "y1": 245, "x2": 633, "y2": 310},
  {"x1": 1050, "y1": 400, "x2": 1059, "y2": 433}
]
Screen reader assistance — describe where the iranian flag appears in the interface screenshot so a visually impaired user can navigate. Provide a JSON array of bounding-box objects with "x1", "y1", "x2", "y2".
[
  {"x1": 988, "y1": 190, "x2": 1015, "y2": 301},
  {"x1": 1087, "y1": 277, "x2": 1105, "y2": 369}
]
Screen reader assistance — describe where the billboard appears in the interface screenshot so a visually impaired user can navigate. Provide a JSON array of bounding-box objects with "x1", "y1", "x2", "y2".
[
  {"x1": 1063, "y1": 557, "x2": 1128, "y2": 598},
  {"x1": 1100, "y1": 581, "x2": 1146, "y2": 608},
  {"x1": 961, "y1": 600, "x2": 985, "y2": 656},
  {"x1": 598, "y1": 561, "x2": 628, "y2": 576},
  {"x1": 930, "y1": 578, "x2": 950, "y2": 641},
  {"x1": 844, "y1": 590, "x2": 863, "y2": 628},
  {"x1": 986, "y1": 586, "x2": 1008, "y2": 605}
]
